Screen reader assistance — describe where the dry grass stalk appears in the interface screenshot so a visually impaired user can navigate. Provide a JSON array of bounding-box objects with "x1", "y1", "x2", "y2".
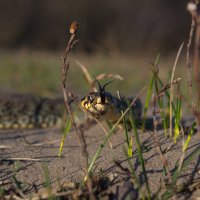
[
  {"x1": 61, "y1": 21, "x2": 95, "y2": 199},
  {"x1": 2, "y1": 158, "x2": 43, "y2": 162},
  {"x1": 75, "y1": 60, "x2": 94, "y2": 90},
  {"x1": 114, "y1": 160, "x2": 132, "y2": 176},
  {"x1": 21, "y1": 139, "x2": 61, "y2": 147},
  {"x1": 0, "y1": 145, "x2": 12, "y2": 149},
  {"x1": 186, "y1": 12, "x2": 195, "y2": 97},
  {"x1": 62, "y1": 22, "x2": 88, "y2": 163},
  {"x1": 94, "y1": 118, "x2": 113, "y2": 149},
  {"x1": 154, "y1": 108, "x2": 169, "y2": 115},
  {"x1": 193, "y1": 9, "x2": 200, "y2": 122},
  {"x1": 152, "y1": 94, "x2": 176, "y2": 197},
  {"x1": 187, "y1": 1, "x2": 200, "y2": 124},
  {"x1": 95, "y1": 73, "x2": 123, "y2": 82},
  {"x1": 152, "y1": 77, "x2": 182, "y2": 103},
  {"x1": 76, "y1": 60, "x2": 123, "y2": 92},
  {"x1": 169, "y1": 43, "x2": 184, "y2": 137}
]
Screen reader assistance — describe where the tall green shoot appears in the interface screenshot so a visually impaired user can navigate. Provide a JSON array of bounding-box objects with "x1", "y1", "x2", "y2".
[
  {"x1": 58, "y1": 118, "x2": 71, "y2": 156},
  {"x1": 173, "y1": 90, "x2": 182, "y2": 143},
  {"x1": 142, "y1": 55, "x2": 160, "y2": 131},
  {"x1": 129, "y1": 109, "x2": 151, "y2": 199}
]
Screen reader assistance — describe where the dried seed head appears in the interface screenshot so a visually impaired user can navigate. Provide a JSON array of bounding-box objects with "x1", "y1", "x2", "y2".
[
  {"x1": 69, "y1": 21, "x2": 79, "y2": 34},
  {"x1": 187, "y1": 2, "x2": 197, "y2": 13}
]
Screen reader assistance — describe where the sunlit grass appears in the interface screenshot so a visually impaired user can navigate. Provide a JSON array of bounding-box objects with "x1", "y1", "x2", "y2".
[{"x1": 58, "y1": 117, "x2": 71, "y2": 156}]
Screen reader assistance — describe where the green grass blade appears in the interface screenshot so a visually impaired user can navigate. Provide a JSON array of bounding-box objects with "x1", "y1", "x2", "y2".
[
  {"x1": 86, "y1": 123, "x2": 118, "y2": 180},
  {"x1": 182, "y1": 122, "x2": 196, "y2": 152},
  {"x1": 42, "y1": 163, "x2": 56, "y2": 200},
  {"x1": 172, "y1": 145, "x2": 200, "y2": 184},
  {"x1": 161, "y1": 190, "x2": 173, "y2": 200},
  {"x1": 122, "y1": 113, "x2": 129, "y2": 146},
  {"x1": 156, "y1": 76, "x2": 176, "y2": 113},
  {"x1": 123, "y1": 148, "x2": 145, "y2": 199},
  {"x1": 173, "y1": 96, "x2": 182, "y2": 143},
  {"x1": 86, "y1": 113, "x2": 129, "y2": 178},
  {"x1": 127, "y1": 136, "x2": 133, "y2": 157},
  {"x1": 121, "y1": 109, "x2": 132, "y2": 157},
  {"x1": 142, "y1": 55, "x2": 160, "y2": 131},
  {"x1": 0, "y1": 188, "x2": 5, "y2": 197},
  {"x1": 58, "y1": 118, "x2": 72, "y2": 156},
  {"x1": 169, "y1": 43, "x2": 184, "y2": 137},
  {"x1": 154, "y1": 77, "x2": 169, "y2": 136},
  {"x1": 42, "y1": 163, "x2": 51, "y2": 190},
  {"x1": 142, "y1": 75, "x2": 155, "y2": 131},
  {"x1": 85, "y1": 88, "x2": 146, "y2": 181},
  {"x1": 173, "y1": 120, "x2": 180, "y2": 143},
  {"x1": 129, "y1": 113, "x2": 151, "y2": 199},
  {"x1": 119, "y1": 91, "x2": 131, "y2": 154}
]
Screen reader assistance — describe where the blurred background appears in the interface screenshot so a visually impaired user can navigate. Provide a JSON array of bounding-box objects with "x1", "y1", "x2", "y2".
[{"x1": 0, "y1": 0, "x2": 191, "y2": 97}]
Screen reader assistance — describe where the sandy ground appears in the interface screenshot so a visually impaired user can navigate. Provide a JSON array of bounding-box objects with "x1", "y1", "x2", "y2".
[{"x1": 0, "y1": 124, "x2": 200, "y2": 199}]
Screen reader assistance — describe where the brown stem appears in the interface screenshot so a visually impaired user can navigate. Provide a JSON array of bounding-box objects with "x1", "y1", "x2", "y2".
[
  {"x1": 186, "y1": 17, "x2": 195, "y2": 94},
  {"x1": 193, "y1": 16, "x2": 200, "y2": 123},
  {"x1": 61, "y1": 22, "x2": 96, "y2": 199}
]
